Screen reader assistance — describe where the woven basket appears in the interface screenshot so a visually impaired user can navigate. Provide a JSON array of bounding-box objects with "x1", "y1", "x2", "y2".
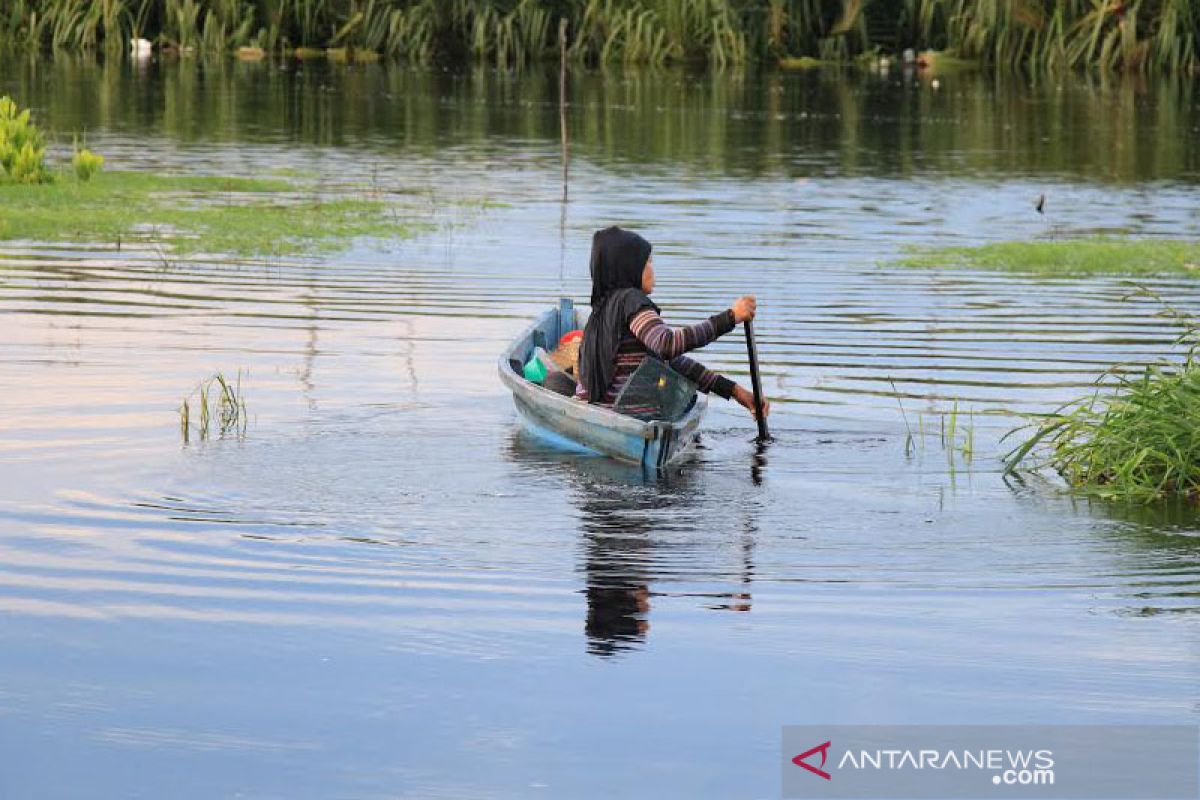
[{"x1": 550, "y1": 339, "x2": 581, "y2": 377}]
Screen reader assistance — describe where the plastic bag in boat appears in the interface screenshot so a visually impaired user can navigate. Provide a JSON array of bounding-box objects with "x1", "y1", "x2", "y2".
[{"x1": 612, "y1": 357, "x2": 698, "y2": 422}]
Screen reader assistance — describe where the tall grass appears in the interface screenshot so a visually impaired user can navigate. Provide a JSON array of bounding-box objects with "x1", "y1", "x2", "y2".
[
  {"x1": 0, "y1": 1, "x2": 1196, "y2": 71},
  {"x1": 913, "y1": 0, "x2": 1199, "y2": 71},
  {"x1": 1004, "y1": 289, "x2": 1200, "y2": 502}
]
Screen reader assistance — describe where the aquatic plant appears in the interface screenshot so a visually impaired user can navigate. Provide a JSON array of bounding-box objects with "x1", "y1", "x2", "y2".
[
  {"x1": 912, "y1": 0, "x2": 1200, "y2": 72},
  {"x1": 0, "y1": 170, "x2": 432, "y2": 255},
  {"x1": 890, "y1": 377, "x2": 918, "y2": 456},
  {"x1": 899, "y1": 238, "x2": 1200, "y2": 276},
  {"x1": 1004, "y1": 363, "x2": 1200, "y2": 501},
  {"x1": 0, "y1": 95, "x2": 50, "y2": 184},
  {"x1": 1004, "y1": 288, "x2": 1200, "y2": 502},
  {"x1": 180, "y1": 370, "x2": 247, "y2": 442},
  {"x1": 71, "y1": 140, "x2": 104, "y2": 181},
  {"x1": 942, "y1": 400, "x2": 974, "y2": 463},
  {"x1": 890, "y1": 378, "x2": 975, "y2": 464}
]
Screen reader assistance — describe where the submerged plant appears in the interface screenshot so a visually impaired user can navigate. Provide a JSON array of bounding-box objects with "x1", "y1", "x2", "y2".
[
  {"x1": 180, "y1": 370, "x2": 248, "y2": 443},
  {"x1": 1004, "y1": 288, "x2": 1200, "y2": 502}
]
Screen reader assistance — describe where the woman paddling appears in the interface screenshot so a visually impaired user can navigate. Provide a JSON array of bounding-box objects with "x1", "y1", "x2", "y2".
[{"x1": 576, "y1": 226, "x2": 769, "y2": 421}]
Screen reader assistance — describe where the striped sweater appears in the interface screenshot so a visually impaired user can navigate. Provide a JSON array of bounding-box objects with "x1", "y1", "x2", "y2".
[{"x1": 576, "y1": 307, "x2": 737, "y2": 406}]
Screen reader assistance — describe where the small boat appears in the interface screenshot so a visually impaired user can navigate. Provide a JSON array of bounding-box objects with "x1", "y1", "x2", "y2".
[{"x1": 499, "y1": 298, "x2": 707, "y2": 469}]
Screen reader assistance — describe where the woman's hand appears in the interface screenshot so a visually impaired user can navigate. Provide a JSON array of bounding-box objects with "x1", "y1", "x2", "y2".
[
  {"x1": 731, "y1": 295, "x2": 757, "y2": 324},
  {"x1": 732, "y1": 384, "x2": 770, "y2": 420}
]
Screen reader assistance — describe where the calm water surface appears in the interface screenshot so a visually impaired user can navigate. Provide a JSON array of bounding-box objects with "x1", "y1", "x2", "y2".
[{"x1": 1, "y1": 58, "x2": 1199, "y2": 799}]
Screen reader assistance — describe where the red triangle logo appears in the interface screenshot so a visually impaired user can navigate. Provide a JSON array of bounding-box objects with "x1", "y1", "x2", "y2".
[{"x1": 792, "y1": 740, "x2": 832, "y2": 780}]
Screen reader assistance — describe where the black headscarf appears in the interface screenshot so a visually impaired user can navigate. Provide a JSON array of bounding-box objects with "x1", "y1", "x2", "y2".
[{"x1": 579, "y1": 226, "x2": 658, "y2": 403}]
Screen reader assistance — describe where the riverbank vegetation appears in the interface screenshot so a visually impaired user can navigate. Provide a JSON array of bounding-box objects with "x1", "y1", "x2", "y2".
[
  {"x1": 1, "y1": 1, "x2": 1197, "y2": 71},
  {"x1": 1, "y1": 166, "x2": 418, "y2": 256},
  {"x1": 0, "y1": 170, "x2": 423, "y2": 255},
  {"x1": 901, "y1": 238, "x2": 1200, "y2": 275},
  {"x1": 0, "y1": 92, "x2": 422, "y2": 255},
  {"x1": 1005, "y1": 290, "x2": 1200, "y2": 503}
]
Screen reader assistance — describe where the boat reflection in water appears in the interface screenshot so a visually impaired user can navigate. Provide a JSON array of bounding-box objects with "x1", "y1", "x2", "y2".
[{"x1": 507, "y1": 429, "x2": 761, "y2": 656}]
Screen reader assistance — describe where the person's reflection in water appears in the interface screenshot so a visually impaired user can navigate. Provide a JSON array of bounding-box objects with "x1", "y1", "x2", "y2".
[
  {"x1": 577, "y1": 464, "x2": 762, "y2": 653},
  {"x1": 576, "y1": 471, "x2": 674, "y2": 657},
  {"x1": 507, "y1": 430, "x2": 765, "y2": 657},
  {"x1": 584, "y1": 559, "x2": 651, "y2": 656}
]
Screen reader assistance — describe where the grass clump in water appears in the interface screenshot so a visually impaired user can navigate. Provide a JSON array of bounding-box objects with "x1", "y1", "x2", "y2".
[
  {"x1": 890, "y1": 378, "x2": 975, "y2": 467},
  {"x1": 899, "y1": 238, "x2": 1200, "y2": 276},
  {"x1": 181, "y1": 371, "x2": 247, "y2": 443},
  {"x1": 0, "y1": 171, "x2": 421, "y2": 256},
  {"x1": 1004, "y1": 291, "x2": 1200, "y2": 503}
]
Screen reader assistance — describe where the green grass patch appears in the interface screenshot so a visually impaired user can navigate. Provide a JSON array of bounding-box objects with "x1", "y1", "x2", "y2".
[
  {"x1": 899, "y1": 238, "x2": 1200, "y2": 276},
  {"x1": 0, "y1": 170, "x2": 424, "y2": 256}
]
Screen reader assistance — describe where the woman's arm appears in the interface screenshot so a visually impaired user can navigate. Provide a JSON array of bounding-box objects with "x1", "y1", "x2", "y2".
[
  {"x1": 669, "y1": 355, "x2": 736, "y2": 399},
  {"x1": 629, "y1": 297, "x2": 769, "y2": 418},
  {"x1": 628, "y1": 307, "x2": 736, "y2": 360},
  {"x1": 671, "y1": 356, "x2": 771, "y2": 418}
]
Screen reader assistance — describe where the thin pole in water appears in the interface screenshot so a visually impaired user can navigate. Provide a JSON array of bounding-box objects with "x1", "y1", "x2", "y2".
[
  {"x1": 558, "y1": 17, "x2": 569, "y2": 205},
  {"x1": 744, "y1": 320, "x2": 769, "y2": 442},
  {"x1": 557, "y1": 17, "x2": 569, "y2": 295}
]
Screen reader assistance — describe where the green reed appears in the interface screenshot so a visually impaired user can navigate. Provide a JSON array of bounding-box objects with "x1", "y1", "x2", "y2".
[
  {"x1": 916, "y1": 0, "x2": 1198, "y2": 71},
  {"x1": 1004, "y1": 288, "x2": 1200, "y2": 502},
  {"x1": 1, "y1": 1, "x2": 1194, "y2": 71},
  {"x1": 891, "y1": 378, "x2": 975, "y2": 465},
  {"x1": 180, "y1": 370, "x2": 247, "y2": 443},
  {"x1": 890, "y1": 378, "x2": 916, "y2": 456}
]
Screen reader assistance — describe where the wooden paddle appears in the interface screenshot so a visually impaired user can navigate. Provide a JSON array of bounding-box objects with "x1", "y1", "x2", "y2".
[{"x1": 744, "y1": 319, "x2": 769, "y2": 442}]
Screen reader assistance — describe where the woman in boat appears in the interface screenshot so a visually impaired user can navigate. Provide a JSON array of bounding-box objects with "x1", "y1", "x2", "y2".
[{"x1": 576, "y1": 226, "x2": 769, "y2": 420}]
